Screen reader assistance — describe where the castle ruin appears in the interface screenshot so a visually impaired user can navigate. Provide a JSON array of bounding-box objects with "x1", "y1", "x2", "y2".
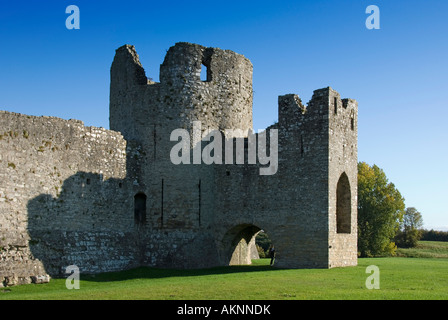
[{"x1": 0, "y1": 43, "x2": 358, "y2": 286}]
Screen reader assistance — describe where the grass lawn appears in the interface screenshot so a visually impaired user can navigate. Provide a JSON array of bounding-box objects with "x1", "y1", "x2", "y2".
[
  {"x1": 1, "y1": 241, "x2": 448, "y2": 300},
  {"x1": 397, "y1": 240, "x2": 448, "y2": 258}
]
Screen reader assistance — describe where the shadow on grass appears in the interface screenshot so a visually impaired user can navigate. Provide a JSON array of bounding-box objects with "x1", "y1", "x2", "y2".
[{"x1": 81, "y1": 259, "x2": 282, "y2": 283}]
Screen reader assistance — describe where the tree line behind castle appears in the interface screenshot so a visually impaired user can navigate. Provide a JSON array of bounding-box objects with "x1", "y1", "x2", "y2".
[
  {"x1": 256, "y1": 161, "x2": 441, "y2": 258},
  {"x1": 357, "y1": 162, "x2": 442, "y2": 257}
]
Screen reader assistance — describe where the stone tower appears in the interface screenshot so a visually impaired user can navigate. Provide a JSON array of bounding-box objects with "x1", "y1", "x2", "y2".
[{"x1": 108, "y1": 42, "x2": 358, "y2": 269}]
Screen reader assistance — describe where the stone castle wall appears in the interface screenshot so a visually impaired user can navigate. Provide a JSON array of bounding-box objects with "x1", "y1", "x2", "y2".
[
  {"x1": 0, "y1": 42, "x2": 358, "y2": 286},
  {"x1": 0, "y1": 112, "x2": 129, "y2": 285}
]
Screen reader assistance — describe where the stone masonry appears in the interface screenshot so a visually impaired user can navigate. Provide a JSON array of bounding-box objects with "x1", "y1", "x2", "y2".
[{"x1": 0, "y1": 42, "x2": 358, "y2": 286}]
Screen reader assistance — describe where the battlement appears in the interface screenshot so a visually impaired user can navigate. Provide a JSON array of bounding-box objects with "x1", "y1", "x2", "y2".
[
  {"x1": 160, "y1": 42, "x2": 252, "y2": 85},
  {"x1": 110, "y1": 42, "x2": 253, "y2": 143}
]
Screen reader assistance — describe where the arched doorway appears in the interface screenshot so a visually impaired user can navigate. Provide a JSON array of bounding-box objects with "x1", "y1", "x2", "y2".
[
  {"x1": 336, "y1": 172, "x2": 351, "y2": 233},
  {"x1": 221, "y1": 224, "x2": 275, "y2": 266}
]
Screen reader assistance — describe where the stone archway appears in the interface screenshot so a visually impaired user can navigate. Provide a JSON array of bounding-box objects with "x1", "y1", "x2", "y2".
[
  {"x1": 220, "y1": 224, "x2": 276, "y2": 266},
  {"x1": 336, "y1": 172, "x2": 351, "y2": 234}
]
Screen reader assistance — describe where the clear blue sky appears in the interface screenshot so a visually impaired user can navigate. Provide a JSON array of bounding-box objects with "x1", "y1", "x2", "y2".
[{"x1": 1, "y1": 1, "x2": 447, "y2": 230}]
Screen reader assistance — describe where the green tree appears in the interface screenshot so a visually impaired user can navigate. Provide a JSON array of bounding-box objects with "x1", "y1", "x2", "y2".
[
  {"x1": 395, "y1": 207, "x2": 424, "y2": 248},
  {"x1": 256, "y1": 244, "x2": 266, "y2": 258},
  {"x1": 357, "y1": 162, "x2": 405, "y2": 257},
  {"x1": 255, "y1": 231, "x2": 272, "y2": 257}
]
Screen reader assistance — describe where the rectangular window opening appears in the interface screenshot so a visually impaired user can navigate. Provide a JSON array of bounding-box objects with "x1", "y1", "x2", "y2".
[
  {"x1": 334, "y1": 97, "x2": 338, "y2": 115},
  {"x1": 200, "y1": 64, "x2": 209, "y2": 82}
]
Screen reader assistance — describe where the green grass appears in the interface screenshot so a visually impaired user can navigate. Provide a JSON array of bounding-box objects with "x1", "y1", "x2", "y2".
[
  {"x1": 1, "y1": 241, "x2": 448, "y2": 300},
  {"x1": 397, "y1": 240, "x2": 448, "y2": 258}
]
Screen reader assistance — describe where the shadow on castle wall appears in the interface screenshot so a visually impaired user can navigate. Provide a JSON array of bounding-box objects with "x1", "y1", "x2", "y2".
[
  {"x1": 25, "y1": 150, "x2": 274, "y2": 277},
  {"x1": 26, "y1": 171, "x2": 142, "y2": 277},
  {"x1": 25, "y1": 168, "x2": 253, "y2": 277}
]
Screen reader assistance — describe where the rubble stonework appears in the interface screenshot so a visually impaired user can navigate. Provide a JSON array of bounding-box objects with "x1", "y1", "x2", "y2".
[{"x1": 0, "y1": 43, "x2": 358, "y2": 286}]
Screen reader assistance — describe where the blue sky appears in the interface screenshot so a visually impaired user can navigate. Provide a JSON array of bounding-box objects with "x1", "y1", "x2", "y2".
[{"x1": 0, "y1": 0, "x2": 447, "y2": 229}]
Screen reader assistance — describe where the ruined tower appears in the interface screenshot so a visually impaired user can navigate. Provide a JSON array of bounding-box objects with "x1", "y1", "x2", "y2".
[{"x1": 108, "y1": 42, "x2": 358, "y2": 269}]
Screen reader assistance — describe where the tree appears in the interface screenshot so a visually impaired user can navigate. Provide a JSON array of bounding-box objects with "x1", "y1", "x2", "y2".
[
  {"x1": 421, "y1": 229, "x2": 448, "y2": 242},
  {"x1": 256, "y1": 244, "x2": 266, "y2": 258},
  {"x1": 255, "y1": 231, "x2": 272, "y2": 257},
  {"x1": 357, "y1": 162, "x2": 405, "y2": 257},
  {"x1": 395, "y1": 207, "x2": 423, "y2": 248}
]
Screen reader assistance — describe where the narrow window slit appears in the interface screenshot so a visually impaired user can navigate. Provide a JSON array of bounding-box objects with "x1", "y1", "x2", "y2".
[
  {"x1": 134, "y1": 193, "x2": 147, "y2": 226},
  {"x1": 334, "y1": 97, "x2": 338, "y2": 115},
  {"x1": 200, "y1": 64, "x2": 208, "y2": 82}
]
